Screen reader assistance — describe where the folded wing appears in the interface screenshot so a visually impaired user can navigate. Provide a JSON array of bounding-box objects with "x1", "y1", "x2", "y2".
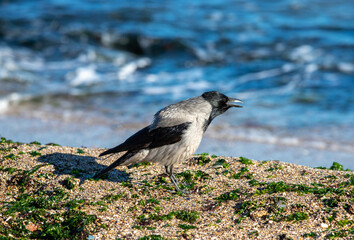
[{"x1": 99, "y1": 122, "x2": 191, "y2": 157}]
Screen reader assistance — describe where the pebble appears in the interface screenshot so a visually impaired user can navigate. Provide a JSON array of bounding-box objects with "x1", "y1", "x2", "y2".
[{"x1": 321, "y1": 223, "x2": 329, "y2": 228}]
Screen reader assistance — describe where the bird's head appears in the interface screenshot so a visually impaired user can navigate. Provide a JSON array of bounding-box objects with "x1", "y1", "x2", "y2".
[{"x1": 202, "y1": 91, "x2": 243, "y2": 118}]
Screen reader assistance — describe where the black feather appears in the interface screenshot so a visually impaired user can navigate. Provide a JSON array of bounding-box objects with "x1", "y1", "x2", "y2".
[
  {"x1": 99, "y1": 122, "x2": 191, "y2": 157},
  {"x1": 93, "y1": 151, "x2": 136, "y2": 179}
]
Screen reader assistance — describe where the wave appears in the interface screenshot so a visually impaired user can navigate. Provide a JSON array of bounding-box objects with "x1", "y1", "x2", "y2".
[
  {"x1": 205, "y1": 124, "x2": 354, "y2": 154},
  {"x1": 0, "y1": 93, "x2": 32, "y2": 114}
]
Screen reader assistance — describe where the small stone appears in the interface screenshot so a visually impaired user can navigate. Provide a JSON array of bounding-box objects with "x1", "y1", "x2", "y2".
[
  {"x1": 25, "y1": 223, "x2": 38, "y2": 232},
  {"x1": 250, "y1": 210, "x2": 268, "y2": 220},
  {"x1": 321, "y1": 223, "x2": 328, "y2": 228}
]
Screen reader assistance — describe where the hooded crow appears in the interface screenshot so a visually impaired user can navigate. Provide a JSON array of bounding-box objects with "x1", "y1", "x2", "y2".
[{"x1": 94, "y1": 91, "x2": 243, "y2": 193}]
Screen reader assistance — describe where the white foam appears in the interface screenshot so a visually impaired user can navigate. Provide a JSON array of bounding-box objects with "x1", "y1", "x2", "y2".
[
  {"x1": 67, "y1": 65, "x2": 101, "y2": 86},
  {"x1": 0, "y1": 46, "x2": 43, "y2": 82},
  {"x1": 235, "y1": 64, "x2": 297, "y2": 86},
  {"x1": 146, "y1": 74, "x2": 159, "y2": 83},
  {"x1": 144, "y1": 69, "x2": 203, "y2": 83},
  {"x1": 305, "y1": 63, "x2": 318, "y2": 73},
  {"x1": 233, "y1": 77, "x2": 300, "y2": 100},
  {"x1": 117, "y1": 57, "x2": 151, "y2": 80},
  {"x1": 141, "y1": 69, "x2": 208, "y2": 96},
  {"x1": 142, "y1": 80, "x2": 210, "y2": 100},
  {"x1": 338, "y1": 62, "x2": 354, "y2": 73},
  {"x1": 0, "y1": 93, "x2": 30, "y2": 114},
  {"x1": 289, "y1": 45, "x2": 322, "y2": 63}
]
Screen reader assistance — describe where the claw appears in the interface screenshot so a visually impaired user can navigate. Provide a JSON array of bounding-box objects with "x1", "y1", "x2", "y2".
[{"x1": 165, "y1": 165, "x2": 189, "y2": 195}]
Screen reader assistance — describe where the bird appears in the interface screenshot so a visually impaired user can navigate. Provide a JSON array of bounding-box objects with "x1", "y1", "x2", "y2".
[{"x1": 93, "y1": 91, "x2": 243, "y2": 193}]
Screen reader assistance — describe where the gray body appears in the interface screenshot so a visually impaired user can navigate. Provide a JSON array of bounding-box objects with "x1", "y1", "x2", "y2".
[
  {"x1": 121, "y1": 96, "x2": 210, "y2": 166},
  {"x1": 93, "y1": 91, "x2": 243, "y2": 192}
]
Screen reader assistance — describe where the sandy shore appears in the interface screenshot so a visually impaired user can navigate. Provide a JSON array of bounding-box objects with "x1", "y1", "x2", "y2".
[{"x1": 0, "y1": 138, "x2": 353, "y2": 239}]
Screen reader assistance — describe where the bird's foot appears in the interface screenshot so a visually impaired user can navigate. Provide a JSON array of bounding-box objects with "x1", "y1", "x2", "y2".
[
  {"x1": 168, "y1": 174, "x2": 190, "y2": 195},
  {"x1": 176, "y1": 188, "x2": 190, "y2": 195},
  {"x1": 166, "y1": 186, "x2": 189, "y2": 195}
]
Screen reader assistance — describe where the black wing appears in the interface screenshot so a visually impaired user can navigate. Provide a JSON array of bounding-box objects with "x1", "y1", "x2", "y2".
[{"x1": 99, "y1": 122, "x2": 191, "y2": 157}]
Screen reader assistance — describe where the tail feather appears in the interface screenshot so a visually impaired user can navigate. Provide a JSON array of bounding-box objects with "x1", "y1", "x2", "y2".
[
  {"x1": 94, "y1": 151, "x2": 134, "y2": 179},
  {"x1": 99, "y1": 146, "x2": 122, "y2": 157}
]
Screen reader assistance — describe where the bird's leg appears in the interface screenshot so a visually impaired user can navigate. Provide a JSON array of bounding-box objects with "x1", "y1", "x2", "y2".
[{"x1": 165, "y1": 165, "x2": 188, "y2": 194}]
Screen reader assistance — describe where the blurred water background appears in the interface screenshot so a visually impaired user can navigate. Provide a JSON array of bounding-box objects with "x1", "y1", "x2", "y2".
[{"x1": 0, "y1": 0, "x2": 353, "y2": 168}]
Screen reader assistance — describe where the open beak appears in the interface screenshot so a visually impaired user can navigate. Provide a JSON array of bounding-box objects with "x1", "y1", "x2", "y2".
[{"x1": 227, "y1": 97, "x2": 244, "y2": 108}]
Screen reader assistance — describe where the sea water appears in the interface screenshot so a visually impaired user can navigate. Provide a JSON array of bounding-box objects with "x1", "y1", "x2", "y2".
[{"x1": 0, "y1": 0, "x2": 353, "y2": 168}]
